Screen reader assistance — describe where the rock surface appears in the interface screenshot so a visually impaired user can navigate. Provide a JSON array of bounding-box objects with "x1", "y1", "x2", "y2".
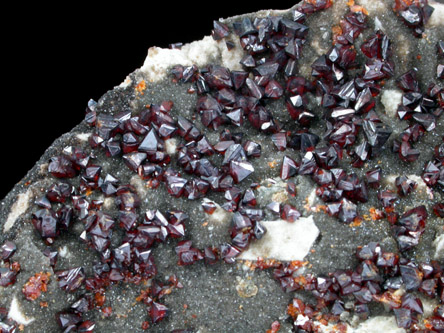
[{"x1": 1, "y1": 1, "x2": 444, "y2": 332}]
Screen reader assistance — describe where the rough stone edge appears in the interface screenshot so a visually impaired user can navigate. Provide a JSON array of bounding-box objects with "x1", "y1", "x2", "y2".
[
  {"x1": 0, "y1": 85, "x2": 135, "y2": 243},
  {"x1": 0, "y1": 3, "x2": 299, "y2": 242}
]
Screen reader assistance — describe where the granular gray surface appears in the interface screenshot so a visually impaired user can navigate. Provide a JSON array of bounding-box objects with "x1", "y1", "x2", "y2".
[{"x1": 1, "y1": 1, "x2": 443, "y2": 332}]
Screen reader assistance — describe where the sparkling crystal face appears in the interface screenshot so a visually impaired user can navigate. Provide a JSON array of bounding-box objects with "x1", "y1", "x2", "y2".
[{"x1": 1, "y1": 1, "x2": 443, "y2": 331}]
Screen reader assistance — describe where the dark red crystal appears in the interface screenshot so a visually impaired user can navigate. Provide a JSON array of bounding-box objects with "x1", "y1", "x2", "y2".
[
  {"x1": 56, "y1": 311, "x2": 82, "y2": 329},
  {"x1": 230, "y1": 160, "x2": 254, "y2": 183},
  {"x1": 338, "y1": 198, "x2": 358, "y2": 223},
  {"x1": 281, "y1": 204, "x2": 301, "y2": 222},
  {"x1": 365, "y1": 167, "x2": 381, "y2": 188},
  {"x1": 395, "y1": 175, "x2": 417, "y2": 196},
  {"x1": 175, "y1": 241, "x2": 203, "y2": 266},
  {"x1": 48, "y1": 155, "x2": 77, "y2": 178},
  {"x1": 56, "y1": 267, "x2": 86, "y2": 292},
  {"x1": 212, "y1": 20, "x2": 229, "y2": 40},
  {"x1": 149, "y1": 302, "x2": 168, "y2": 324},
  {"x1": 433, "y1": 203, "x2": 444, "y2": 217},
  {"x1": 280, "y1": 156, "x2": 298, "y2": 180},
  {"x1": 394, "y1": 206, "x2": 427, "y2": 252},
  {"x1": 0, "y1": 266, "x2": 18, "y2": 287},
  {"x1": 219, "y1": 243, "x2": 241, "y2": 263},
  {"x1": 1, "y1": 241, "x2": 16, "y2": 260}
]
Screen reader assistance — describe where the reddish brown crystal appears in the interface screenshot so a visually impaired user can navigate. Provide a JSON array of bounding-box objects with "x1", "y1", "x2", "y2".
[{"x1": 22, "y1": 272, "x2": 50, "y2": 301}]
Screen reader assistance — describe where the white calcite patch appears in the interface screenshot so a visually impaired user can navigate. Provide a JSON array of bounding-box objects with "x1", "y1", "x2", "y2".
[
  {"x1": 238, "y1": 216, "x2": 319, "y2": 261},
  {"x1": 130, "y1": 175, "x2": 148, "y2": 199},
  {"x1": 434, "y1": 233, "x2": 444, "y2": 260},
  {"x1": 384, "y1": 174, "x2": 398, "y2": 188},
  {"x1": 428, "y1": 1, "x2": 444, "y2": 27},
  {"x1": 381, "y1": 89, "x2": 403, "y2": 118},
  {"x1": 76, "y1": 133, "x2": 91, "y2": 142},
  {"x1": 4, "y1": 189, "x2": 32, "y2": 232},
  {"x1": 205, "y1": 199, "x2": 232, "y2": 225},
  {"x1": 422, "y1": 296, "x2": 439, "y2": 317},
  {"x1": 217, "y1": 36, "x2": 245, "y2": 71},
  {"x1": 141, "y1": 46, "x2": 189, "y2": 82},
  {"x1": 257, "y1": 178, "x2": 288, "y2": 205},
  {"x1": 306, "y1": 188, "x2": 317, "y2": 209},
  {"x1": 311, "y1": 38, "x2": 328, "y2": 56},
  {"x1": 58, "y1": 245, "x2": 70, "y2": 258},
  {"x1": 407, "y1": 175, "x2": 428, "y2": 193},
  {"x1": 357, "y1": 0, "x2": 388, "y2": 14},
  {"x1": 103, "y1": 197, "x2": 114, "y2": 210},
  {"x1": 348, "y1": 316, "x2": 405, "y2": 333},
  {"x1": 39, "y1": 163, "x2": 49, "y2": 175},
  {"x1": 165, "y1": 138, "x2": 178, "y2": 155},
  {"x1": 396, "y1": 34, "x2": 412, "y2": 60},
  {"x1": 119, "y1": 75, "x2": 132, "y2": 88},
  {"x1": 8, "y1": 297, "x2": 35, "y2": 326},
  {"x1": 141, "y1": 35, "x2": 244, "y2": 82},
  {"x1": 374, "y1": 16, "x2": 384, "y2": 31}
]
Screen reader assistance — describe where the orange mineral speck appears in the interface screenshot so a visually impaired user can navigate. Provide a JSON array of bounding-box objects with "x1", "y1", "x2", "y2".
[
  {"x1": 266, "y1": 320, "x2": 281, "y2": 333},
  {"x1": 11, "y1": 262, "x2": 21, "y2": 273},
  {"x1": 373, "y1": 290, "x2": 402, "y2": 308},
  {"x1": 136, "y1": 288, "x2": 150, "y2": 303},
  {"x1": 393, "y1": 0, "x2": 414, "y2": 11},
  {"x1": 336, "y1": 322, "x2": 348, "y2": 333},
  {"x1": 350, "y1": 217, "x2": 362, "y2": 227},
  {"x1": 102, "y1": 306, "x2": 113, "y2": 317},
  {"x1": 319, "y1": 318, "x2": 329, "y2": 326},
  {"x1": 245, "y1": 258, "x2": 282, "y2": 270},
  {"x1": 287, "y1": 304, "x2": 298, "y2": 318},
  {"x1": 22, "y1": 272, "x2": 50, "y2": 301},
  {"x1": 268, "y1": 160, "x2": 278, "y2": 168},
  {"x1": 305, "y1": 0, "x2": 333, "y2": 7},
  {"x1": 424, "y1": 320, "x2": 433, "y2": 330},
  {"x1": 136, "y1": 80, "x2": 146, "y2": 94},
  {"x1": 350, "y1": 5, "x2": 368, "y2": 15},
  {"x1": 332, "y1": 25, "x2": 343, "y2": 44},
  {"x1": 369, "y1": 207, "x2": 385, "y2": 220},
  {"x1": 94, "y1": 292, "x2": 106, "y2": 307}
]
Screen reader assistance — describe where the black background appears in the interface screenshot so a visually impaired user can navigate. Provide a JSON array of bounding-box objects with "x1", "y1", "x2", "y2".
[{"x1": 2, "y1": 3, "x2": 292, "y2": 199}]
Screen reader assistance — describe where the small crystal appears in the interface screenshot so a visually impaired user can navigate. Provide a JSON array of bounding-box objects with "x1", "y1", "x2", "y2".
[
  {"x1": 1, "y1": 241, "x2": 16, "y2": 260},
  {"x1": 212, "y1": 20, "x2": 229, "y2": 40},
  {"x1": 280, "y1": 156, "x2": 298, "y2": 180},
  {"x1": 56, "y1": 267, "x2": 86, "y2": 292}
]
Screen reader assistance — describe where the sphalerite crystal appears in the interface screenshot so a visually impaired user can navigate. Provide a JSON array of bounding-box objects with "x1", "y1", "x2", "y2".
[{"x1": 1, "y1": 1, "x2": 443, "y2": 332}]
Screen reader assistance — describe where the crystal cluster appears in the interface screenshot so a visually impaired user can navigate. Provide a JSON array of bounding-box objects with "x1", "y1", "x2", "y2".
[
  {"x1": 276, "y1": 242, "x2": 444, "y2": 331},
  {"x1": 1, "y1": 0, "x2": 443, "y2": 331},
  {"x1": 0, "y1": 241, "x2": 19, "y2": 288},
  {"x1": 392, "y1": 0, "x2": 435, "y2": 37},
  {"x1": 0, "y1": 241, "x2": 19, "y2": 332}
]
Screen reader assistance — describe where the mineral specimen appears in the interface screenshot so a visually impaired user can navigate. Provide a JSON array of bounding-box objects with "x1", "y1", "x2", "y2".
[{"x1": 1, "y1": 1, "x2": 444, "y2": 332}]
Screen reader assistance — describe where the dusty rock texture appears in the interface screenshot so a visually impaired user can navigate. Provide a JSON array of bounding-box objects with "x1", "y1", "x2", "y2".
[{"x1": 1, "y1": 1, "x2": 443, "y2": 332}]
